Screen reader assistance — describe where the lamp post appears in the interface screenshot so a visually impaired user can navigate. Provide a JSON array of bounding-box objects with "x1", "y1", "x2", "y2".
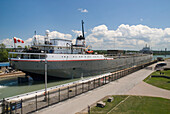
[
  {"x1": 44, "y1": 30, "x2": 49, "y2": 101},
  {"x1": 44, "y1": 54, "x2": 48, "y2": 101}
]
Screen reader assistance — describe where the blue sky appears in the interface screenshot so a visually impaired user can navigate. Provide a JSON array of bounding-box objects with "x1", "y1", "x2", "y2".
[{"x1": 0, "y1": 0, "x2": 170, "y2": 50}]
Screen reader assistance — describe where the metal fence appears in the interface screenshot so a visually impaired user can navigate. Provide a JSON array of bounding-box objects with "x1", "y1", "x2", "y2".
[{"x1": 0, "y1": 60, "x2": 157, "y2": 114}]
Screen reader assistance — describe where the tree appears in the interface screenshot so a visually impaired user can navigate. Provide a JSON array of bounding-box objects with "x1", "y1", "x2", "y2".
[
  {"x1": 0, "y1": 43, "x2": 6, "y2": 53},
  {"x1": 25, "y1": 45, "x2": 28, "y2": 49},
  {"x1": 17, "y1": 45, "x2": 22, "y2": 48},
  {"x1": 0, "y1": 43, "x2": 6, "y2": 49},
  {"x1": 0, "y1": 43, "x2": 8, "y2": 62}
]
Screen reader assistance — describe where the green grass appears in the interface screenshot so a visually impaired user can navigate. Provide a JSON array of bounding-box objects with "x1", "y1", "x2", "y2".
[
  {"x1": 152, "y1": 70, "x2": 170, "y2": 76},
  {"x1": 90, "y1": 96, "x2": 127, "y2": 114},
  {"x1": 90, "y1": 95, "x2": 170, "y2": 114},
  {"x1": 145, "y1": 77, "x2": 170, "y2": 90},
  {"x1": 144, "y1": 70, "x2": 170, "y2": 90}
]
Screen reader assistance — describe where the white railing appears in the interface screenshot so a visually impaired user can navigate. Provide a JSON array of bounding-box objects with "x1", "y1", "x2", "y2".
[{"x1": 8, "y1": 52, "x2": 46, "y2": 59}]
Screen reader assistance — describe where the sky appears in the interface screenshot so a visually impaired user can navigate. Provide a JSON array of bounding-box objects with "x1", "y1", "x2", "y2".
[{"x1": 0, "y1": 0, "x2": 170, "y2": 50}]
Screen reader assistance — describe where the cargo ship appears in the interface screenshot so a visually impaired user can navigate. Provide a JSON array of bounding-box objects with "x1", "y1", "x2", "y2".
[{"x1": 8, "y1": 21, "x2": 152, "y2": 78}]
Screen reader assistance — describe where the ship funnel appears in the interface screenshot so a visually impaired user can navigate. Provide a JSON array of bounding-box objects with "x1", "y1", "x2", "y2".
[{"x1": 75, "y1": 20, "x2": 85, "y2": 47}]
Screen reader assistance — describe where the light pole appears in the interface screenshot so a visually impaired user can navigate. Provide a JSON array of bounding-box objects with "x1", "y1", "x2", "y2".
[
  {"x1": 44, "y1": 30, "x2": 49, "y2": 101},
  {"x1": 44, "y1": 54, "x2": 48, "y2": 101}
]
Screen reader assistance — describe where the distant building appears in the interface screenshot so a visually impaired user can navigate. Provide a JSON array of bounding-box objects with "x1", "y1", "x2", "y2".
[
  {"x1": 0, "y1": 62, "x2": 9, "y2": 72},
  {"x1": 140, "y1": 44, "x2": 153, "y2": 54},
  {"x1": 107, "y1": 50, "x2": 124, "y2": 56}
]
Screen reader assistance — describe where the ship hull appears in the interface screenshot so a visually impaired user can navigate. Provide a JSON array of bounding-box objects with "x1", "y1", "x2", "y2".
[{"x1": 10, "y1": 54, "x2": 152, "y2": 78}]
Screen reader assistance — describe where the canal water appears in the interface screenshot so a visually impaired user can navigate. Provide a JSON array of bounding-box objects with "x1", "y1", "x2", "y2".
[
  {"x1": 0, "y1": 76, "x2": 80, "y2": 99},
  {"x1": 0, "y1": 55, "x2": 169, "y2": 99},
  {"x1": 152, "y1": 55, "x2": 170, "y2": 60}
]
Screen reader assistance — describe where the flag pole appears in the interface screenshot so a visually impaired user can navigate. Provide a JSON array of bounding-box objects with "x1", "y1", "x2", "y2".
[{"x1": 13, "y1": 37, "x2": 16, "y2": 49}]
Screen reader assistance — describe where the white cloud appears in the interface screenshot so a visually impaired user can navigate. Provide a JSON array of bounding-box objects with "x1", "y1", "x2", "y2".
[
  {"x1": 140, "y1": 18, "x2": 143, "y2": 22},
  {"x1": 1, "y1": 25, "x2": 170, "y2": 50},
  {"x1": 72, "y1": 30, "x2": 87, "y2": 36},
  {"x1": 72, "y1": 30, "x2": 82, "y2": 36},
  {"x1": 1, "y1": 38, "x2": 13, "y2": 48},
  {"x1": 86, "y1": 24, "x2": 170, "y2": 50},
  {"x1": 1, "y1": 30, "x2": 72, "y2": 48},
  {"x1": 48, "y1": 30, "x2": 72, "y2": 40},
  {"x1": 78, "y1": 8, "x2": 88, "y2": 13}
]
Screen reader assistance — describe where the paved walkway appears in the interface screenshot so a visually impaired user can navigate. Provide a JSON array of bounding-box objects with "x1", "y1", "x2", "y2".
[
  {"x1": 36, "y1": 63, "x2": 158, "y2": 114},
  {"x1": 126, "y1": 81, "x2": 170, "y2": 99}
]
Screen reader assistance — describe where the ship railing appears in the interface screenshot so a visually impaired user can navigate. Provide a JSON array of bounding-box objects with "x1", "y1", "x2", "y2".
[
  {"x1": 8, "y1": 52, "x2": 46, "y2": 59},
  {"x1": 106, "y1": 53, "x2": 151, "y2": 59}
]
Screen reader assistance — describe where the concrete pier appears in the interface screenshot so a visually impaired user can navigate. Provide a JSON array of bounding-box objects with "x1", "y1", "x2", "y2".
[{"x1": 0, "y1": 71, "x2": 25, "y2": 79}]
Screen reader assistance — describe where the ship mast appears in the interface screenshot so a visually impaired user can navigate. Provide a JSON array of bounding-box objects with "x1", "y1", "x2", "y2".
[
  {"x1": 82, "y1": 20, "x2": 85, "y2": 38},
  {"x1": 33, "y1": 31, "x2": 37, "y2": 45}
]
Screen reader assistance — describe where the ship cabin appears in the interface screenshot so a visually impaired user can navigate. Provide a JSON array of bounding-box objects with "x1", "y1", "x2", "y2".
[{"x1": 31, "y1": 38, "x2": 86, "y2": 54}]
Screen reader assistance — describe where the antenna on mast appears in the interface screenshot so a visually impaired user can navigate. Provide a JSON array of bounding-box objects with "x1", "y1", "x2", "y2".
[
  {"x1": 82, "y1": 20, "x2": 85, "y2": 38},
  {"x1": 33, "y1": 31, "x2": 37, "y2": 45}
]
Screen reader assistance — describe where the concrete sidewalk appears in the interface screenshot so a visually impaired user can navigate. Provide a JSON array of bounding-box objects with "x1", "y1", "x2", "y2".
[
  {"x1": 36, "y1": 63, "x2": 157, "y2": 114},
  {"x1": 126, "y1": 81, "x2": 170, "y2": 99}
]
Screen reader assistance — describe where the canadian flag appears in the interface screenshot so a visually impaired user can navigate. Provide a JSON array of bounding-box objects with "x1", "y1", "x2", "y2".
[{"x1": 13, "y1": 37, "x2": 24, "y2": 43}]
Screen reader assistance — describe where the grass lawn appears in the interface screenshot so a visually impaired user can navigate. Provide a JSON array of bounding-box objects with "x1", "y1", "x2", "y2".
[
  {"x1": 90, "y1": 95, "x2": 170, "y2": 114},
  {"x1": 144, "y1": 70, "x2": 170, "y2": 90}
]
